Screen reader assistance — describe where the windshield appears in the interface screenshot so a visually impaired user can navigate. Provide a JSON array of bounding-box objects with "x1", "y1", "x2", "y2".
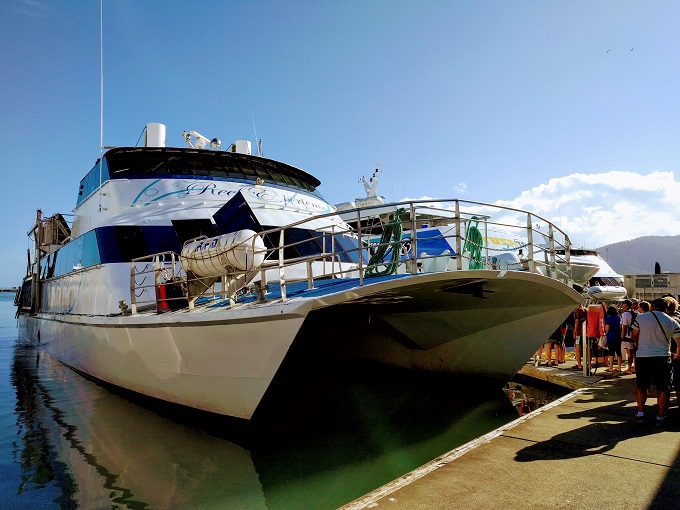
[{"x1": 104, "y1": 147, "x2": 324, "y2": 199}]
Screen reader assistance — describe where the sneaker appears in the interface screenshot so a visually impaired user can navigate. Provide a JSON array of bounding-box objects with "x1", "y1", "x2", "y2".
[
  {"x1": 656, "y1": 416, "x2": 665, "y2": 426},
  {"x1": 634, "y1": 412, "x2": 645, "y2": 422}
]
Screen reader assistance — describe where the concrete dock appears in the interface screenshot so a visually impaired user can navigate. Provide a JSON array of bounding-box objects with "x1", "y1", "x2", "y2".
[{"x1": 341, "y1": 362, "x2": 680, "y2": 509}]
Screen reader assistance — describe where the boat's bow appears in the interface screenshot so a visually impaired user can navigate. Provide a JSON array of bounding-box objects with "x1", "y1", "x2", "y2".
[{"x1": 297, "y1": 270, "x2": 581, "y2": 379}]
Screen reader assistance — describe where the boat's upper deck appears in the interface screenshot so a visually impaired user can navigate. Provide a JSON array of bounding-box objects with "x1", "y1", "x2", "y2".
[{"x1": 77, "y1": 147, "x2": 324, "y2": 208}]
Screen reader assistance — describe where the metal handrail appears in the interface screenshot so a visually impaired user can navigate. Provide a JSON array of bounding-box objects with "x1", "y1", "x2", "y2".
[{"x1": 127, "y1": 197, "x2": 574, "y2": 314}]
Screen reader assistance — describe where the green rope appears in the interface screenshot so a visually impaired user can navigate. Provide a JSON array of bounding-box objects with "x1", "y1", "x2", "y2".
[
  {"x1": 365, "y1": 208, "x2": 406, "y2": 277},
  {"x1": 463, "y1": 217, "x2": 484, "y2": 269}
]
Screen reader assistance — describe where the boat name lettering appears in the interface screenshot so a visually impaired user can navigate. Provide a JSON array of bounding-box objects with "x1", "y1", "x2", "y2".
[
  {"x1": 245, "y1": 187, "x2": 328, "y2": 212},
  {"x1": 185, "y1": 183, "x2": 237, "y2": 198},
  {"x1": 282, "y1": 195, "x2": 326, "y2": 211}
]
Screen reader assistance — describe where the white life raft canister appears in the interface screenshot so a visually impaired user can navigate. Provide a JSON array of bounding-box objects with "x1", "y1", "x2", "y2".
[{"x1": 180, "y1": 229, "x2": 266, "y2": 278}]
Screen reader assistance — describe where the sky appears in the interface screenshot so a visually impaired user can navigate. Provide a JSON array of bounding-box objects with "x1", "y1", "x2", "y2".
[{"x1": 1, "y1": 0, "x2": 680, "y2": 287}]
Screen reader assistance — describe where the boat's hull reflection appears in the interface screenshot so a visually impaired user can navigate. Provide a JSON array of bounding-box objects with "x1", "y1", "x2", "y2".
[{"x1": 11, "y1": 343, "x2": 526, "y2": 509}]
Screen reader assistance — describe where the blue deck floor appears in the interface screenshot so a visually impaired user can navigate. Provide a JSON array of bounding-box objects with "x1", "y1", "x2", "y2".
[{"x1": 204, "y1": 273, "x2": 413, "y2": 309}]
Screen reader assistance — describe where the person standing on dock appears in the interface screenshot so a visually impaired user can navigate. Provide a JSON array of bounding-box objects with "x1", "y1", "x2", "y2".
[
  {"x1": 605, "y1": 305, "x2": 623, "y2": 372},
  {"x1": 662, "y1": 296, "x2": 680, "y2": 410},
  {"x1": 572, "y1": 302, "x2": 587, "y2": 370},
  {"x1": 586, "y1": 302, "x2": 606, "y2": 367},
  {"x1": 620, "y1": 299, "x2": 636, "y2": 373},
  {"x1": 631, "y1": 298, "x2": 680, "y2": 423}
]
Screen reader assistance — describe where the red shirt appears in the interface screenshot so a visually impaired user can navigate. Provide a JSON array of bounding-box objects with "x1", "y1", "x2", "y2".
[
  {"x1": 574, "y1": 306, "x2": 587, "y2": 336},
  {"x1": 586, "y1": 303, "x2": 605, "y2": 337}
]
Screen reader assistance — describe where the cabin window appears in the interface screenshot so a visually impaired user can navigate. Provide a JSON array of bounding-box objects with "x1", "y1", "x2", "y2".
[
  {"x1": 81, "y1": 230, "x2": 102, "y2": 267},
  {"x1": 114, "y1": 226, "x2": 149, "y2": 261},
  {"x1": 42, "y1": 229, "x2": 101, "y2": 279},
  {"x1": 171, "y1": 219, "x2": 217, "y2": 245},
  {"x1": 105, "y1": 148, "x2": 324, "y2": 199},
  {"x1": 76, "y1": 159, "x2": 110, "y2": 206}
]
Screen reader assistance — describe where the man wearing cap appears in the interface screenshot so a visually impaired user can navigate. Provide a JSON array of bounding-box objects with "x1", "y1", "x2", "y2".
[
  {"x1": 631, "y1": 298, "x2": 680, "y2": 423},
  {"x1": 631, "y1": 298, "x2": 640, "y2": 313}
]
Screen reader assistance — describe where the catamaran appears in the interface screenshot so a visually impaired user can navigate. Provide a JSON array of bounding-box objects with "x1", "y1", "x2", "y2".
[{"x1": 16, "y1": 123, "x2": 582, "y2": 421}]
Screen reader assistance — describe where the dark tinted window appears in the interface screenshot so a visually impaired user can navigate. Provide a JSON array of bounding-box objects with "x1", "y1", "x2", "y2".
[
  {"x1": 172, "y1": 219, "x2": 217, "y2": 244},
  {"x1": 76, "y1": 159, "x2": 110, "y2": 206},
  {"x1": 105, "y1": 148, "x2": 323, "y2": 198},
  {"x1": 115, "y1": 226, "x2": 149, "y2": 261}
]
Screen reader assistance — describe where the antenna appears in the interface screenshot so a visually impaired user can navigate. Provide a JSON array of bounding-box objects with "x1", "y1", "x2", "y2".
[
  {"x1": 99, "y1": 0, "x2": 104, "y2": 153},
  {"x1": 98, "y1": 0, "x2": 104, "y2": 212},
  {"x1": 252, "y1": 115, "x2": 263, "y2": 156}
]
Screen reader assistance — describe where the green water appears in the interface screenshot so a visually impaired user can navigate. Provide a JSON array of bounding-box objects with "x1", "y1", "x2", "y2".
[{"x1": 0, "y1": 292, "x2": 556, "y2": 509}]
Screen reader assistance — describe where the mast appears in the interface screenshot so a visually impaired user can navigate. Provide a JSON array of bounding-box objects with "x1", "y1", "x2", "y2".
[
  {"x1": 98, "y1": 0, "x2": 104, "y2": 212},
  {"x1": 29, "y1": 209, "x2": 43, "y2": 313}
]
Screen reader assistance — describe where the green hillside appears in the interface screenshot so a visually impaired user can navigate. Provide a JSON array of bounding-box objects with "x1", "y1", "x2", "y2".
[{"x1": 596, "y1": 235, "x2": 680, "y2": 275}]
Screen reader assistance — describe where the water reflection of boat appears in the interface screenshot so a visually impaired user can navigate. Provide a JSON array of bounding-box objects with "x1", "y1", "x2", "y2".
[
  {"x1": 9, "y1": 341, "x2": 522, "y2": 509},
  {"x1": 10, "y1": 344, "x2": 266, "y2": 509}
]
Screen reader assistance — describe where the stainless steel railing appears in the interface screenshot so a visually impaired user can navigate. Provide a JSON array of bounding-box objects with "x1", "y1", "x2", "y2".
[{"x1": 129, "y1": 198, "x2": 574, "y2": 314}]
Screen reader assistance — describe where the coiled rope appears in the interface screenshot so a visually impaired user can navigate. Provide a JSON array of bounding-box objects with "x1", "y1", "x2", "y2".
[
  {"x1": 365, "y1": 208, "x2": 406, "y2": 277},
  {"x1": 463, "y1": 217, "x2": 484, "y2": 269}
]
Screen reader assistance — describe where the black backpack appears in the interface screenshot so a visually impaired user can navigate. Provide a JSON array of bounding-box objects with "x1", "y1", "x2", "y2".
[{"x1": 627, "y1": 310, "x2": 638, "y2": 336}]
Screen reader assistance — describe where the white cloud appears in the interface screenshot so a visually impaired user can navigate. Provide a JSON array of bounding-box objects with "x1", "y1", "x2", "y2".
[
  {"x1": 495, "y1": 171, "x2": 680, "y2": 247},
  {"x1": 403, "y1": 171, "x2": 680, "y2": 248}
]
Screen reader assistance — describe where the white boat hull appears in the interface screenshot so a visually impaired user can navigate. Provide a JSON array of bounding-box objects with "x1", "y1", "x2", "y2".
[
  {"x1": 17, "y1": 299, "x2": 314, "y2": 420},
  {"x1": 17, "y1": 269, "x2": 581, "y2": 419}
]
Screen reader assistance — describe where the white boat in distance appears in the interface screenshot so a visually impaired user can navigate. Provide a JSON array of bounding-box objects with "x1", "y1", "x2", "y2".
[
  {"x1": 16, "y1": 123, "x2": 582, "y2": 421},
  {"x1": 336, "y1": 170, "x2": 600, "y2": 287}
]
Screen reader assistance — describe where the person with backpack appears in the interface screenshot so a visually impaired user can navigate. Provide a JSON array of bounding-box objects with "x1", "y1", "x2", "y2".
[
  {"x1": 620, "y1": 299, "x2": 637, "y2": 374},
  {"x1": 631, "y1": 298, "x2": 680, "y2": 424}
]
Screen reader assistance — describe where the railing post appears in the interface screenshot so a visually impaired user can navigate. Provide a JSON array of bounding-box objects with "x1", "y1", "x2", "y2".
[
  {"x1": 228, "y1": 275, "x2": 236, "y2": 307},
  {"x1": 583, "y1": 319, "x2": 590, "y2": 376},
  {"x1": 548, "y1": 224, "x2": 556, "y2": 278},
  {"x1": 307, "y1": 261, "x2": 314, "y2": 289},
  {"x1": 322, "y1": 230, "x2": 327, "y2": 276},
  {"x1": 455, "y1": 201, "x2": 462, "y2": 270},
  {"x1": 154, "y1": 255, "x2": 163, "y2": 311},
  {"x1": 410, "y1": 203, "x2": 418, "y2": 274},
  {"x1": 331, "y1": 227, "x2": 336, "y2": 278},
  {"x1": 564, "y1": 237, "x2": 573, "y2": 286},
  {"x1": 130, "y1": 260, "x2": 137, "y2": 314},
  {"x1": 526, "y1": 213, "x2": 536, "y2": 273},
  {"x1": 278, "y1": 229, "x2": 287, "y2": 301},
  {"x1": 483, "y1": 219, "x2": 489, "y2": 269},
  {"x1": 357, "y1": 209, "x2": 364, "y2": 285}
]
